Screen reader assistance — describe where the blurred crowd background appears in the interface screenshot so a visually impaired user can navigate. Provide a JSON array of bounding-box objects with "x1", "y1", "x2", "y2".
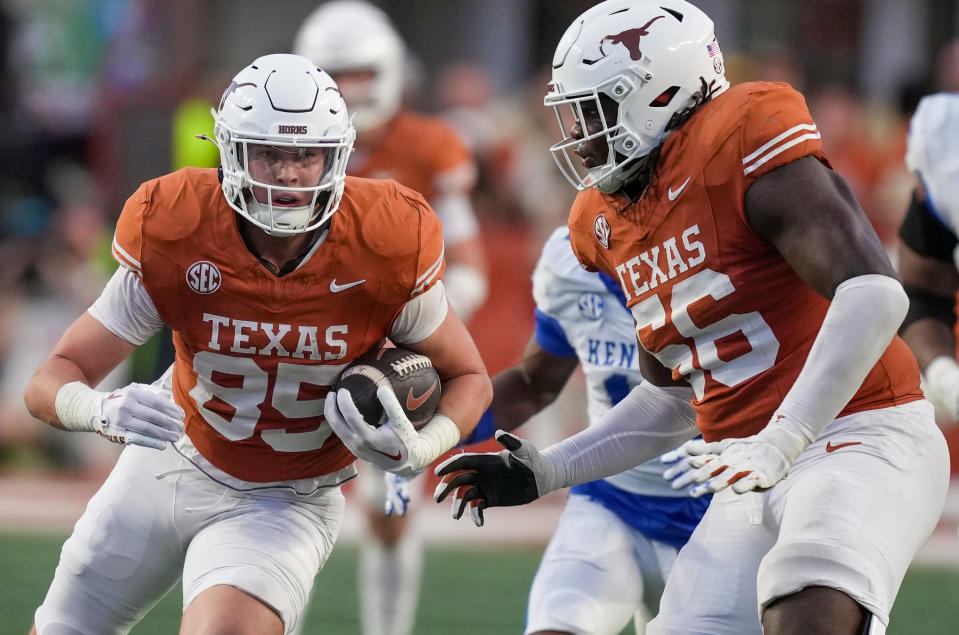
[{"x1": 3, "y1": 0, "x2": 959, "y2": 477}]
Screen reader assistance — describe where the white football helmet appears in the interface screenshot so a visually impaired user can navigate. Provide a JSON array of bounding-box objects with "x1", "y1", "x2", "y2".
[
  {"x1": 293, "y1": 0, "x2": 405, "y2": 133},
  {"x1": 212, "y1": 53, "x2": 355, "y2": 236},
  {"x1": 545, "y1": 0, "x2": 729, "y2": 193}
]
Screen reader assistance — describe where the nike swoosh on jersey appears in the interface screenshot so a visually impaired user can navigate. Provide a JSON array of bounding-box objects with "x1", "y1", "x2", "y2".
[
  {"x1": 667, "y1": 177, "x2": 691, "y2": 201},
  {"x1": 330, "y1": 278, "x2": 366, "y2": 293},
  {"x1": 825, "y1": 441, "x2": 862, "y2": 453},
  {"x1": 407, "y1": 381, "x2": 438, "y2": 411}
]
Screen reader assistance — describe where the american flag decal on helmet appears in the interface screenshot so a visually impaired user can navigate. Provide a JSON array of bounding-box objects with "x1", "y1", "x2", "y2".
[{"x1": 707, "y1": 39, "x2": 720, "y2": 57}]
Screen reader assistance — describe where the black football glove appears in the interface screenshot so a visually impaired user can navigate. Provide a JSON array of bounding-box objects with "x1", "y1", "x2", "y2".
[{"x1": 433, "y1": 431, "x2": 561, "y2": 527}]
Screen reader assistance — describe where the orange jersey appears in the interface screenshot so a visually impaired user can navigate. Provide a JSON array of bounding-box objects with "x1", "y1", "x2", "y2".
[
  {"x1": 112, "y1": 168, "x2": 445, "y2": 481},
  {"x1": 568, "y1": 82, "x2": 922, "y2": 442},
  {"x1": 348, "y1": 110, "x2": 474, "y2": 200}
]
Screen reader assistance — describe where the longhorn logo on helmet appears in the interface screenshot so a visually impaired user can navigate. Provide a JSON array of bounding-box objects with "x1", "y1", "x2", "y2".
[{"x1": 584, "y1": 16, "x2": 666, "y2": 63}]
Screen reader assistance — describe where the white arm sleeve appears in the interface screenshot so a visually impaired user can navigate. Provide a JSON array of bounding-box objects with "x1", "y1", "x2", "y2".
[
  {"x1": 88, "y1": 267, "x2": 164, "y2": 345},
  {"x1": 431, "y1": 185, "x2": 486, "y2": 320},
  {"x1": 432, "y1": 191, "x2": 479, "y2": 245},
  {"x1": 770, "y1": 274, "x2": 909, "y2": 448},
  {"x1": 539, "y1": 382, "x2": 699, "y2": 490},
  {"x1": 389, "y1": 281, "x2": 449, "y2": 344},
  {"x1": 443, "y1": 264, "x2": 489, "y2": 322}
]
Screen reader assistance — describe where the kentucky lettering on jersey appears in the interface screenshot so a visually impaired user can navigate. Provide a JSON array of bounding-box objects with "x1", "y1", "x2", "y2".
[
  {"x1": 585, "y1": 338, "x2": 638, "y2": 369},
  {"x1": 111, "y1": 168, "x2": 445, "y2": 482},
  {"x1": 568, "y1": 82, "x2": 923, "y2": 441}
]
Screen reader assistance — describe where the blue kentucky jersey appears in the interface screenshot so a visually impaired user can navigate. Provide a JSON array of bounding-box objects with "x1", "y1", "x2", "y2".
[
  {"x1": 907, "y1": 93, "x2": 959, "y2": 241},
  {"x1": 532, "y1": 226, "x2": 708, "y2": 546}
]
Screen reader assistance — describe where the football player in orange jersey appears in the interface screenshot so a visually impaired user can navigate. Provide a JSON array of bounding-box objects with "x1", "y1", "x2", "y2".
[
  {"x1": 23, "y1": 53, "x2": 491, "y2": 635},
  {"x1": 292, "y1": 3, "x2": 489, "y2": 635},
  {"x1": 434, "y1": 2, "x2": 949, "y2": 634}
]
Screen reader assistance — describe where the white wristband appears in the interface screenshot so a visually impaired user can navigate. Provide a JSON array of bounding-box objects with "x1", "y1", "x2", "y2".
[
  {"x1": 410, "y1": 414, "x2": 460, "y2": 471},
  {"x1": 924, "y1": 356, "x2": 959, "y2": 416},
  {"x1": 54, "y1": 381, "x2": 103, "y2": 433}
]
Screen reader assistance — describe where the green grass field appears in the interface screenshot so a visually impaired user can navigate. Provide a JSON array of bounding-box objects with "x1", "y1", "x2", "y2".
[{"x1": 2, "y1": 531, "x2": 958, "y2": 634}]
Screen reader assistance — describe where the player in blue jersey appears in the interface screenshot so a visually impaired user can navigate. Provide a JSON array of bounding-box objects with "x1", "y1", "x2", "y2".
[
  {"x1": 458, "y1": 226, "x2": 708, "y2": 635},
  {"x1": 898, "y1": 93, "x2": 959, "y2": 421}
]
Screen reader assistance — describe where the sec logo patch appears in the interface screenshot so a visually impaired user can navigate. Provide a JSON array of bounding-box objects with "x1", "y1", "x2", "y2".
[
  {"x1": 578, "y1": 292, "x2": 604, "y2": 319},
  {"x1": 186, "y1": 261, "x2": 222, "y2": 294}
]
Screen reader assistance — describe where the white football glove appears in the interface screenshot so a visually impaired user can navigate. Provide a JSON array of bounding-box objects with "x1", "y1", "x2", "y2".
[
  {"x1": 324, "y1": 385, "x2": 458, "y2": 478},
  {"x1": 663, "y1": 424, "x2": 808, "y2": 497},
  {"x1": 383, "y1": 471, "x2": 413, "y2": 516},
  {"x1": 661, "y1": 443, "x2": 695, "y2": 486},
  {"x1": 55, "y1": 381, "x2": 185, "y2": 451}
]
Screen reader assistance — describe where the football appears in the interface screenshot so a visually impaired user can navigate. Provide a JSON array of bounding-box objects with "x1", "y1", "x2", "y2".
[{"x1": 334, "y1": 346, "x2": 441, "y2": 429}]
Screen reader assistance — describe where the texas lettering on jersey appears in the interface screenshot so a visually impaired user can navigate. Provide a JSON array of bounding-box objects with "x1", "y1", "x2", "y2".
[
  {"x1": 614, "y1": 225, "x2": 705, "y2": 300},
  {"x1": 200, "y1": 313, "x2": 348, "y2": 360},
  {"x1": 569, "y1": 82, "x2": 923, "y2": 441},
  {"x1": 112, "y1": 168, "x2": 445, "y2": 481}
]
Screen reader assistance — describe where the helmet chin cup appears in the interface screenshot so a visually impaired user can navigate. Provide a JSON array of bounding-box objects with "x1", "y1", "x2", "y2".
[
  {"x1": 592, "y1": 154, "x2": 644, "y2": 194},
  {"x1": 245, "y1": 199, "x2": 316, "y2": 237},
  {"x1": 594, "y1": 166, "x2": 629, "y2": 194}
]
